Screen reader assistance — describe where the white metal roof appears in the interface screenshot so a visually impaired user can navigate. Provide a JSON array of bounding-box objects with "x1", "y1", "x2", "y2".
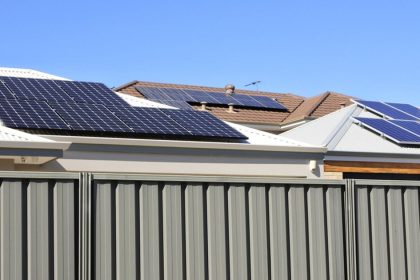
[
  {"x1": 281, "y1": 103, "x2": 420, "y2": 158},
  {"x1": 115, "y1": 92, "x2": 174, "y2": 108},
  {"x1": 0, "y1": 67, "x2": 69, "y2": 80},
  {"x1": 0, "y1": 125, "x2": 55, "y2": 142}
]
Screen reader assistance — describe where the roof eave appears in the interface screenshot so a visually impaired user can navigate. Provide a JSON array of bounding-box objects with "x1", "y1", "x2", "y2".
[{"x1": 43, "y1": 135, "x2": 327, "y2": 154}]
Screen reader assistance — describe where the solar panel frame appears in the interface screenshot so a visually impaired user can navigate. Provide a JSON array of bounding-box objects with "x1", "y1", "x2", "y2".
[
  {"x1": 355, "y1": 100, "x2": 418, "y2": 120},
  {"x1": 354, "y1": 117, "x2": 420, "y2": 145},
  {"x1": 0, "y1": 98, "x2": 69, "y2": 130}
]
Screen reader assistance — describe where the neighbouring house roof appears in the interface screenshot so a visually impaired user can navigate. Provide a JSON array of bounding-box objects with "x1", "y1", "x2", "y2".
[
  {"x1": 281, "y1": 104, "x2": 420, "y2": 161},
  {"x1": 115, "y1": 80, "x2": 354, "y2": 129},
  {"x1": 0, "y1": 67, "x2": 69, "y2": 80}
]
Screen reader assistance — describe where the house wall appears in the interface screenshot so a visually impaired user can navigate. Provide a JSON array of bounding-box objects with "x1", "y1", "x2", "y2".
[{"x1": 14, "y1": 144, "x2": 324, "y2": 179}]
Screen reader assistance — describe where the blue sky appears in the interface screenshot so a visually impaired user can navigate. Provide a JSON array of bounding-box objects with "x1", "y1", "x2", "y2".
[{"x1": 1, "y1": 1, "x2": 419, "y2": 104}]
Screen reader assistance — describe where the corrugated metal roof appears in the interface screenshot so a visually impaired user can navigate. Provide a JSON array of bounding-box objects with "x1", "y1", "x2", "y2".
[
  {"x1": 281, "y1": 104, "x2": 420, "y2": 156},
  {"x1": 115, "y1": 92, "x2": 175, "y2": 108},
  {"x1": 0, "y1": 67, "x2": 69, "y2": 80},
  {"x1": 0, "y1": 125, "x2": 54, "y2": 142}
]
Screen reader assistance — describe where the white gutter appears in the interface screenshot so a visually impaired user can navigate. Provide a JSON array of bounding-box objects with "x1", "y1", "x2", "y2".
[{"x1": 44, "y1": 135, "x2": 327, "y2": 154}]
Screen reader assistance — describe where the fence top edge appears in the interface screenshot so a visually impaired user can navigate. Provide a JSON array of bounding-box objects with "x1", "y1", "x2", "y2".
[
  {"x1": 354, "y1": 179, "x2": 420, "y2": 187},
  {"x1": 90, "y1": 172, "x2": 345, "y2": 185},
  {"x1": 0, "y1": 171, "x2": 80, "y2": 180}
]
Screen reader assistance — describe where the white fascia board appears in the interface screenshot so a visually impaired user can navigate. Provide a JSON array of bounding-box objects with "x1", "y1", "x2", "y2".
[
  {"x1": 0, "y1": 140, "x2": 71, "y2": 150},
  {"x1": 43, "y1": 135, "x2": 327, "y2": 154}
]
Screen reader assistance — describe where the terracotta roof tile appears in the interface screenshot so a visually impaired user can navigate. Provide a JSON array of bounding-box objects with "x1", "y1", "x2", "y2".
[{"x1": 115, "y1": 81, "x2": 353, "y2": 127}]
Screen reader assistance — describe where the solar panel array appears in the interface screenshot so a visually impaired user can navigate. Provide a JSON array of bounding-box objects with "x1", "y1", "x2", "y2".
[
  {"x1": 136, "y1": 86, "x2": 287, "y2": 110},
  {"x1": 353, "y1": 100, "x2": 420, "y2": 146},
  {"x1": 355, "y1": 100, "x2": 419, "y2": 121},
  {"x1": 0, "y1": 76, "x2": 247, "y2": 140}
]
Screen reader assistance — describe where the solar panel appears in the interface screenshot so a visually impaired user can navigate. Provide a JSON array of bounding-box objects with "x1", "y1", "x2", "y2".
[
  {"x1": 253, "y1": 96, "x2": 286, "y2": 109},
  {"x1": 385, "y1": 102, "x2": 420, "y2": 119},
  {"x1": 166, "y1": 109, "x2": 246, "y2": 139},
  {"x1": 389, "y1": 120, "x2": 420, "y2": 137},
  {"x1": 136, "y1": 86, "x2": 287, "y2": 110},
  {"x1": 48, "y1": 102, "x2": 132, "y2": 132},
  {"x1": 108, "y1": 106, "x2": 193, "y2": 135},
  {"x1": 0, "y1": 81, "x2": 15, "y2": 99},
  {"x1": 56, "y1": 80, "x2": 128, "y2": 106},
  {"x1": 150, "y1": 99, "x2": 193, "y2": 110},
  {"x1": 0, "y1": 77, "x2": 73, "y2": 102},
  {"x1": 354, "y1": 117, "x2": 420, "y2": 145},
  {"x1": 0, "y1": 98, "x2": 69, "y2": 130},
  {"x1": 355, "y1": 100, "x2": 418, "y2": 120},
  {"x1": 107, "y1": 106, "x2": 248, "y2": 139}
]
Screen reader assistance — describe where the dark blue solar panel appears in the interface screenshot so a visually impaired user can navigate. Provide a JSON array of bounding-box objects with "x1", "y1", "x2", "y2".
[
  {"x1": 355, "y1": 100, "x2": 418, "y2": 120},
  {"x1": 150, "y1": 99, "x2": 193, "y2": 110},
  {"x1": 56, "y1": 80, "x2": 128, "y2": 106},
  {"x1": 385, "y1": 102, "x2": 420, "y2": 119},
  {"x1": 253, "y1": 96, "x2": 286, "y2": 109},
  {"x1": 231, "y1": 94, "x2": 264, "y2": 107},
  {"x1": 0, "y1": 98, "x2": 69, "y2": 130},
  {"x1": 166, "y1": 109, "x2": 246, "y2": 139},
  {"x1": 140, "y1": 87, "x2": 171, "y2": 100},
  {"x1": 0, "y1": 77, "x2": 73, "y2": 102},
  {"x1": 389, "y1": 120, "x2": 420, "y2": 136},
  {"x1": 49, "y1": 102, "x2": 132, "y2": 132},
  {"x1": 0, "y1": 81, "x2": 15, "y2": 99},
  {"x1": 354, "y1": 117, "x2": 420, "y2": 144},
  {"x1": 136, "y1": 86, "x2": 287, "y2": 110},
  {"x1": 107, "y1": 106, "x2": 247, "y2": 139},
  {"x1": 108, "y1": 106, "x2": 192, "y2": 135}
]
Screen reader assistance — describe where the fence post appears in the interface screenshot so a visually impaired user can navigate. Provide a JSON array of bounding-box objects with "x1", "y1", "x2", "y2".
[
  {"x1": 345, "y1": 179, "x2": 356, "y2": 280},
  {"x1": 79, "y1": 172, "x2": 93, "y2": 280}
]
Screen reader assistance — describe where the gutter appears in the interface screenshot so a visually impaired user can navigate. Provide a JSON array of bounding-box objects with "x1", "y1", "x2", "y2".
[{"x1": 43, "y1": 135, "x2": 327, "y2": 154}]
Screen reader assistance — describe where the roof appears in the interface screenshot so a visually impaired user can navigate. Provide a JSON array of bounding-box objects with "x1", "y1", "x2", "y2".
[
  {"x1": 0, "y1": 67, "x2": 69, "y2": 80},
  {"x1": 115, "y1": 92, "x2": 314, "y2": 147},
  {"x1": 0, "y1": 67, "x2": 325, "y2": 151},
  {"x1": 115, "y1": 80, "x2": 353, "y2": 127},
  {"x1": 281, "y1": 104, "x2": 420, "y2": 160},
  {"x1": 283, "y1": 91, "x2": 354, "y2": 123}
]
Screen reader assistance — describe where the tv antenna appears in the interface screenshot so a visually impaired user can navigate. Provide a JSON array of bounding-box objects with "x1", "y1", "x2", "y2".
[{"x1": 244, "y1": 80, "x2": 261, "y2": 93}]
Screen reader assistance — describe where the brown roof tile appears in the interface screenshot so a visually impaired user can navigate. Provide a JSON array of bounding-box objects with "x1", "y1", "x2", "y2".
[{"x1": 115, "y1": 81, "x2": 353, "y2": 127}]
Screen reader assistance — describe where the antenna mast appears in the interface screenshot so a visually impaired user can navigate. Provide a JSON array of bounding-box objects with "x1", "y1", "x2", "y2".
[{"x1": 244, "y1": 80, "x2": 261, "y2": 93}]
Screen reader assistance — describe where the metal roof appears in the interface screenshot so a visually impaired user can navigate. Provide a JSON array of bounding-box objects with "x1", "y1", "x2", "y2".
[
  {"x1": 0, "y1": 67, "x2": 69, "y2": 80},
  {"x1": 281, "y1": 104, "x2": 420, "y2": 158}
]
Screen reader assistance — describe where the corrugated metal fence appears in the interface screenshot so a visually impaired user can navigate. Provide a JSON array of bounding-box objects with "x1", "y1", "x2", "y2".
[{"x1": 0, "y1": 172, "x2": 419, "y2": 280}]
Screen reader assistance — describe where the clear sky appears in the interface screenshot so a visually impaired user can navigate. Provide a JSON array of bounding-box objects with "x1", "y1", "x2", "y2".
[{"x1": 1, "y1": 0, "x2": 419, "y2": 104}]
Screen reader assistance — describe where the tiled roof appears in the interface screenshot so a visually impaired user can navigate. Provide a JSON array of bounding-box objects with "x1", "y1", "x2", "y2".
[{"x1": 115, "y1": 81, "x2": 353, "y2": 126}]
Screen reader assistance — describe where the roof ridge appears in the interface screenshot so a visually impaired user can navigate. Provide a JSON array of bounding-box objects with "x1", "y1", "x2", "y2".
[
  {"x1": 119, "y1": 80, "x2": 303, "y2": 98},
  {"x1": 306, "y1": 92, "x2": 331, "y2": 117}
]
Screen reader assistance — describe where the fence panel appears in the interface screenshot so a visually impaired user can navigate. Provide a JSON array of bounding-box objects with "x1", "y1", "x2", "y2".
[
  {"x1": 90, "y1": 175, "x2": 347, "y2": 280},
  {"x1": 0, "y1": 173, "x2": 79, "y2": 280},
  {"x1": 353, "y1": 180, "x2": 420, "y2": 280}
]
